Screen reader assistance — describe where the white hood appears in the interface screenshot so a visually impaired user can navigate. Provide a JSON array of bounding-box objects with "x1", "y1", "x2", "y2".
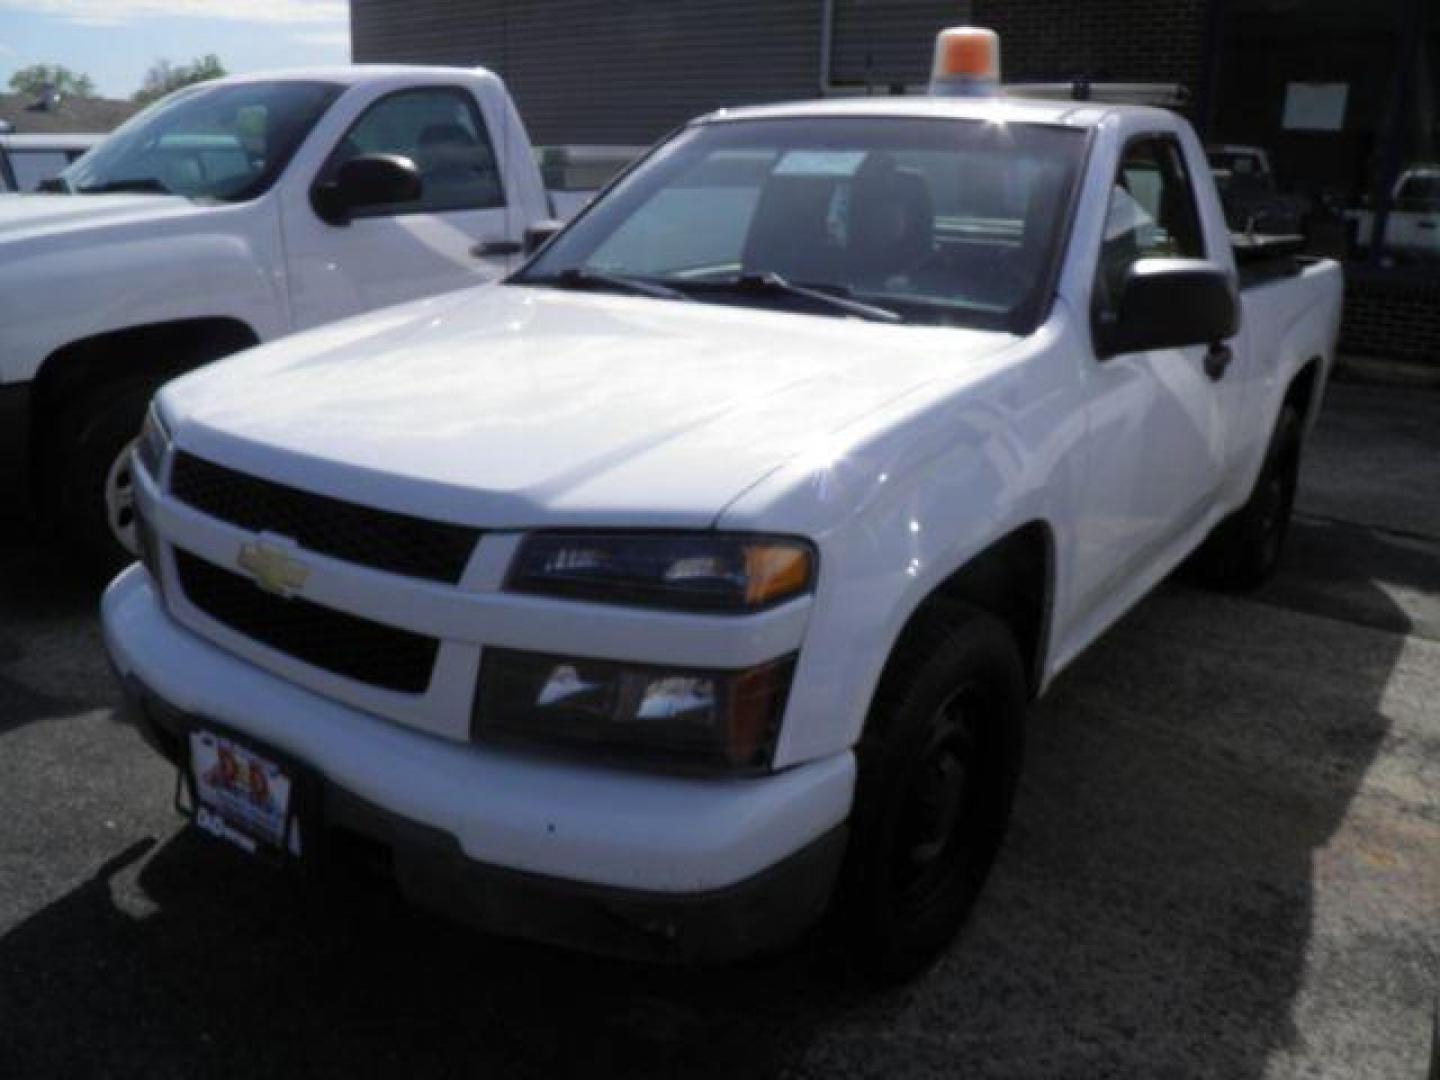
[
  {"x1": 162, "y1": 284, "x2": 1019, "y2": 529},
  {"x1": 0, "y1": 193, "x2": 199, "y2": 244}
]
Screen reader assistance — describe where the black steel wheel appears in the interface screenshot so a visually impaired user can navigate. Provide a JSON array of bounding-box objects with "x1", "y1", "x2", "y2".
[{"x1": 833, "y1": 600, "x2": 1026, "y2": 983}]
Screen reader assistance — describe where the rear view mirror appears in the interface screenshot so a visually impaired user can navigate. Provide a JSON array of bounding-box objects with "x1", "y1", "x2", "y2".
[
  {"x1": 311, "y1": 153, "x2": 422, "y2": 226},
  {"x1": 1097, "y1": 258, "x2": 1238, "y2": 358}
]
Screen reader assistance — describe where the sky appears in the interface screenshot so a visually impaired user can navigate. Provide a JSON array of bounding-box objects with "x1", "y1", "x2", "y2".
[{"x1": 0, "y1": 1, "x2": 350, "y2": 100}]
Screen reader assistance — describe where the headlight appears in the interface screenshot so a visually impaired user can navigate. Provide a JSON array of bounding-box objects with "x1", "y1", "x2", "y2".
[
  {"x1": 507, "y1": 532, "x2": 815, "y2": 612},
  {"x1": 475, "y1": 649, "x2": 795, "y2": 772},
  {"x1": 134, "y1": 405, "x2": 171, "y2": 479}
]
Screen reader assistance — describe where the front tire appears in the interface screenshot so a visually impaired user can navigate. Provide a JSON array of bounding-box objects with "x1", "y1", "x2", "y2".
[
  {"x1": 51, "y1": 380, "x2": 157, "y2": 579},
  {"x1": 833, "y1": 601, "x2": 1026, "y2": 983}
]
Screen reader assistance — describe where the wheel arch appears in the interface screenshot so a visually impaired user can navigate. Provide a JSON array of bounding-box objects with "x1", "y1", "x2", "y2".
[
  {"x1": 29, "y1": 317, "x2": 260, "y2": 502},
  {"x1": 874, "y1": 520, "x2": 1056, "y2": 708},
  {"x1": 1283, "y1": 354, "x2": 1325, "y2": 428}
]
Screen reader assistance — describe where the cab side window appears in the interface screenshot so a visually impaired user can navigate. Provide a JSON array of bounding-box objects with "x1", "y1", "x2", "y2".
[
  {"x1": 1096, "y1": 136, "x2": 1205, "y2": 308},
  {"x1": 322, "y1": 87, "x2": 504, "y2": 217}
]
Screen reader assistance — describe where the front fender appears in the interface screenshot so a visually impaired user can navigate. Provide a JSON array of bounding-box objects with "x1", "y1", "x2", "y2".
[
  {"x1": 719, "y1": 323, "x2": 1089, "y2": 768},
  {"x1": 0, "y1": 205, "x2": 288, "y2": 385}
]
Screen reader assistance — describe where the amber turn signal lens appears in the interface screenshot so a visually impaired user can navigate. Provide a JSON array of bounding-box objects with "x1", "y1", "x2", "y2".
[{"x1": 743, "y1": 543, "x2": 813, "y2": 607}]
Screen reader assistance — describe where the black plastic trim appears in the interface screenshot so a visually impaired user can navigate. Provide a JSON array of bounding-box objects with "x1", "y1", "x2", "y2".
[{"x1": 170, "y1": 451, "x2": 480, "y2": 584}]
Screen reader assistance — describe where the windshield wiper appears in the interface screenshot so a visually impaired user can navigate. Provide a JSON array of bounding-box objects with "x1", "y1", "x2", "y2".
[
  {"x1": 546, "y1": 266, "x2": 691, "y2": 301},
  {"x1": 75, "y1": 177, "x2": 172, "y2": 195},
  {"x1": 709, "y1": 272, "x2": 901, "y2": 323}
]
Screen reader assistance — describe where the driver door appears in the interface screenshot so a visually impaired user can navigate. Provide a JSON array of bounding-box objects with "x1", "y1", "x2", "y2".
[
  {"x1": 282, "y1": 85, "x2": 519, "y2": 330},
  {"x1": 1073, "y1": 134, "x2": 1231, "y2": 615}
]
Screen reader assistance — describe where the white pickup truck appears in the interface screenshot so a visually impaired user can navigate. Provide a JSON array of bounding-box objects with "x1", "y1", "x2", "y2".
[
  {"x1": 103, "y1": 31, "x2": 1342, "y2": 980},
  {"x1": 0, "y1": 66, "x2": 555, "y2": 570},
  {"x1": 1349, "y1": 164, "x2": 1440, "y2": 262}
]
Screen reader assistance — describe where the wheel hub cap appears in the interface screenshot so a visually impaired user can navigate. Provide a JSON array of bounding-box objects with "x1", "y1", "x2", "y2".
[{"x1": 105, "y1": 438, "x2": 140, "y2": 556}]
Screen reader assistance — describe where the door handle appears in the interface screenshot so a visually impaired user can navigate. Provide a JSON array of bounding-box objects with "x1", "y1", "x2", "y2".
[
  {"x1": 471, "y1": 238, "x2": 523, "y2": 257},
  {"x1": 1204, "y1": 343, "x2": 1233, "y2": 381}
]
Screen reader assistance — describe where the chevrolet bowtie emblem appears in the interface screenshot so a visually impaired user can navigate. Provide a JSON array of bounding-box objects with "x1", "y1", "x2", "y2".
[{"x1": 237, "y1": 540, "x2": 309, "y2": 597}]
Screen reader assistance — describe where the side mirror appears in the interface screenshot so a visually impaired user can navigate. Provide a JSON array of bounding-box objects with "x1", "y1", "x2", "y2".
[
  {"x1": 311, "y1": 153, "x2": 422, "y2": 226},
  {"x1": 1097, "y1": 258, "x2": 1238, "y2": 358},
  {"x1": 523, "y1": 218, "x2": 565, "y2": 255}
]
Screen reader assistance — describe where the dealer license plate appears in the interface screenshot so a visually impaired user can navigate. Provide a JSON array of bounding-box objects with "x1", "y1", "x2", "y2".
[{"x1": 187, "y1": 731, "x2": 297, "y2": 857}]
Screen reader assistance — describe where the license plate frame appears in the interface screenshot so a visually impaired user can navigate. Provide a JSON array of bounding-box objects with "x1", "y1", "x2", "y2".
[{"x1": 177, "y1": 724, "x2": 313, "y2": 864}]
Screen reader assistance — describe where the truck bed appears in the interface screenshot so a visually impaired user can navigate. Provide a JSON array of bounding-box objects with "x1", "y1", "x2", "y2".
[{"x1": 1232, "y1": 232, "x2": 1308, "y2": 290}]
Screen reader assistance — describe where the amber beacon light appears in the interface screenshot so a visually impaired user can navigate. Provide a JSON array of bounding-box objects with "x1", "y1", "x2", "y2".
[{"x1": 928, "y1": 26, "x2": 1001, "y2": 97}]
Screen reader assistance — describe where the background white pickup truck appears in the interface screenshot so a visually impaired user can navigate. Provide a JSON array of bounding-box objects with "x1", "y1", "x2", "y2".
[
  {"x1": 0, "y1": 66, "x2": 556, "y2": 570},
  {"x1": 1349, "y1": 164, "x2": 1440, "y2": 263},
  {"x1": 104, "y1": 33, "x2": 1343, "y2": 980}
]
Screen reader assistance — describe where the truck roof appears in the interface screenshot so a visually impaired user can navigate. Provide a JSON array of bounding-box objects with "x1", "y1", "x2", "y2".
[
  {"x1": 208, "y1": 64, "x2": 504, "y2": 90},
  {"x1": 703, "y1": 94, "x2": 1170, "y2": 130},
  {"x1": 0, "y1": 132, "x2": 101, "y2": 150}
]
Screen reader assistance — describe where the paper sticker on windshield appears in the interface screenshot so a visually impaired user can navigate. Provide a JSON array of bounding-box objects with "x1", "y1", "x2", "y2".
[{"x1": 774, "y1": 150, "x2": 867, "y2": 178}]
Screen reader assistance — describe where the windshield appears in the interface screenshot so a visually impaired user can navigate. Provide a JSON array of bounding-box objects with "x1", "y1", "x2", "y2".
[
  {"x1": 516, "y1": 116, "x2": 1088, "y2": 332},
  {"x1": 60, "y1": 80, "x2": 341, "y2": 201}
]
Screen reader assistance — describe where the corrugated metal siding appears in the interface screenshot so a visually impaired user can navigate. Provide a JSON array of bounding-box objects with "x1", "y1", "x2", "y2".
[
  {"x1": 351, "y1": 0, "x2": 983, "y2": 143},
  {"x1": 353, "y1": 0, "x2": 826, "y2": 145},
  {"x1": 830, "y1": 1, "x2": 974, "y2": 89}
]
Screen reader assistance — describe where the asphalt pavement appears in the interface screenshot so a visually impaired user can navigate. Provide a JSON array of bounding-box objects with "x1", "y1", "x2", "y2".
[{"x1": 0, "y1": 379, "x2": 1436, "y2": 1079}]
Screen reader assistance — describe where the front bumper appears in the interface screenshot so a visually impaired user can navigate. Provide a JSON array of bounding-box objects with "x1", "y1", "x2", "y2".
[{"x1": 103, "y1": 566, "x2": 853, "y2": 961}]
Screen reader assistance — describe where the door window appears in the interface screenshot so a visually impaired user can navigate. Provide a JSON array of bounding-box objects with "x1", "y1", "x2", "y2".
[
  {"x1": 322, "y1": 87, "x2": 503, "y2": 217},
  {"x1": 1096, "y1": 136, "x2": 1206, "y2": 308}
]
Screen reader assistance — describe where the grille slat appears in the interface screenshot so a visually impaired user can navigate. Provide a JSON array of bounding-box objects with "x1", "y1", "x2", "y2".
[
  {"x1": 175, "y1": 550, "x2": 438, "y2": 694},
  {"x1": 170, "y1": 452, "x2": 479, "y2": 584}
]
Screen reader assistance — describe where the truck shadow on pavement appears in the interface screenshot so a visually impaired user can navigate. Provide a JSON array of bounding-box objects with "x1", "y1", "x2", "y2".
[{"x1": 0, "y1": 519, "x2": 1420, "y2": 1078}]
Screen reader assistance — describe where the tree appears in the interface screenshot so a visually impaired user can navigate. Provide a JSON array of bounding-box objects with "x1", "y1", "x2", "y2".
[
  {"x1": 8, "y1": 64, "x2": 96, "y2": 100},
  {"x1": 133, "y1": 54, "x2": 227, "y2": 107}
]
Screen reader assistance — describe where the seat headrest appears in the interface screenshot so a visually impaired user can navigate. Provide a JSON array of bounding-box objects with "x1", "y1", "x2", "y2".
[
  {"x1": 742, "y1": 174, "x2": 842, "y2": 282},
  {"x1": 847, "y1": 153, "x2": 934, "y2": 282}
]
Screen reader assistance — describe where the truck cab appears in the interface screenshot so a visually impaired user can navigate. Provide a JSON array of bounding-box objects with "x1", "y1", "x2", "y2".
[{"x1": 102, "y1": 30, "x2": 1342, "y2": 980}]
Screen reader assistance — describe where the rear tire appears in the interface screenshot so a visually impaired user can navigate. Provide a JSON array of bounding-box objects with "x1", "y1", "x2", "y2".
[
  {"x1": 1196, "y1": 404, "x2": 1303, "y2": 590},
  {"x1": 50, "y1": 379, "x2": 158, "y2": 580},
  {"x1": 832, "y1": 601, "x2": 1026, "y2": 983}
]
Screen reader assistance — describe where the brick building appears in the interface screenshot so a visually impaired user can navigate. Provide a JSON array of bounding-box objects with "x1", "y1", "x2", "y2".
[{"x1": 350, "y1": 0, "x2": 1439, "y2": 362}]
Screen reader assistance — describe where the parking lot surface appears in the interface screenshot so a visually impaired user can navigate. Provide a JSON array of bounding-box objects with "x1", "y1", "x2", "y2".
[{"x1": 1, "y1": 380, "x2": 1437, "y2": 1079}]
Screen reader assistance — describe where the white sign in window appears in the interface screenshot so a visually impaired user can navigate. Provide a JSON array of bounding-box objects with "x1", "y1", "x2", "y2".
[{"x1": 1282, "y1": 82, "x2": 1348, "y2": 132}]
